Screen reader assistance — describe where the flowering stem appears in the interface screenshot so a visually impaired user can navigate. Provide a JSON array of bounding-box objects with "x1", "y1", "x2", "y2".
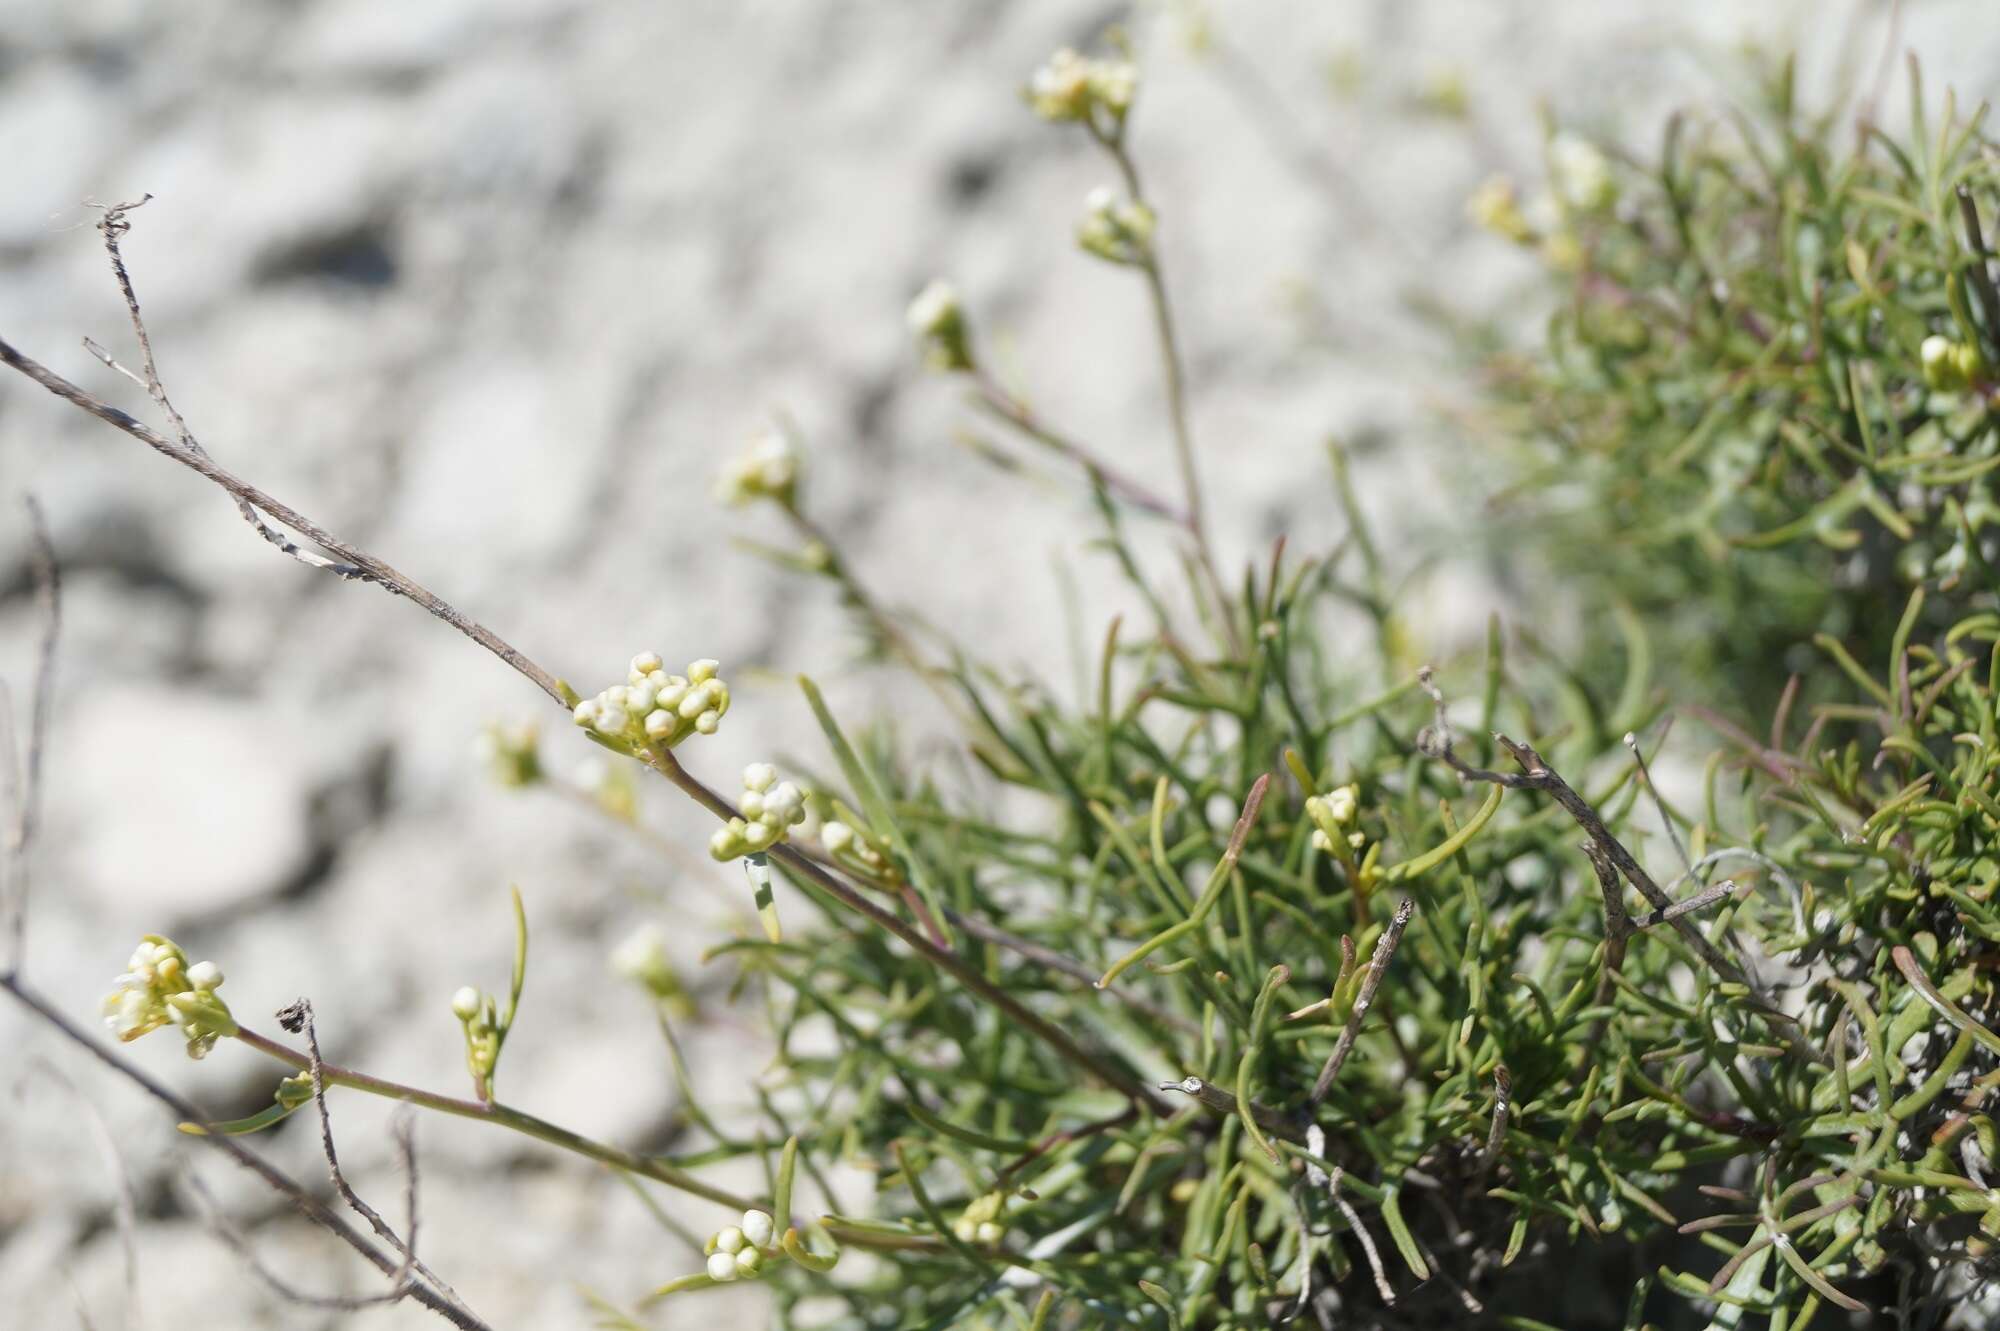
[
  {"x1": 230, "y1": 1025, "x2": 757, "y2": 1212},
  {"x1": 967, "y1": 368, "x2": 1188, "y2": 525},
  {"x1": 645, "y1": 746, "x2": 1169, "y2": 1114}
]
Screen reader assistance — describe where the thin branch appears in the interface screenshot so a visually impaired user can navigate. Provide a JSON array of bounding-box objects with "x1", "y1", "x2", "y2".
[
  {"x1": 946, "y1": 907, "x2": 1198, "y2": 1035},
  {"x1": 967, "y1": 369, "x2": 1187, "y2": 525},
  {"x1": 1308, "y1": 897, "x2": 1415, "y2": 1107},
  {"x1": 1157, "y1": 1075, "x2": 1305, "y2": 1144},
  {"x1": 88, "y1": 198, "x2": 373, "y2": 584},
  {"x1": 2, "y1": 495, "x2": 57, "y2": 974},
  {"x1": 1416, "y1": 666, "x2": 1755, "y2": 992},
  {"x1": 0, "y1": 974, "x2": 490, "y2": 1331},
  {"x1": 0, "y1": 332, "x2": 564, "y2": 702},
  {"x1": 286, "y1": 998, "x2": 468, "y2": 1316}
]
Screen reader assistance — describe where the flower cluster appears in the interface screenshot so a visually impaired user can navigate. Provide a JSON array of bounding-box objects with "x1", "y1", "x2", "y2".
[
  {"x1": 906, "y1": 280, "x2": 973, "y2": 373},
  {"x1": 573, "y1": 654, "x2": 731, "y2": 752},
  {"x1": 451, "y1": 984, "x2": 502, "y2": 1086},
  {"x1": 715, "y1": 423, "x2": 800, "y2": 509},
  {"x1": 1547, "y1": 132, "x2": 1617, "y2": 213},
  {"x1": 951, "y1": 1192, "x2": 1008, "y2": 1247},
  {"x1": 1467, "y1": 175, "x2": 1535, "y2": 246},
  {"x1": 703, "y1": 1209, "x2": 777, "y2": 1283},
  {"x1": 610, "y1": 924, "x2": 692, "y2": 1015},
  {"x1": 1303, "y1": 783, "x2": 1359, "y2": 855},
  {"x1": 1922, "y1": 333, "x2": 1987, "y2": 392},
  {"x1": 710, "y1": 762, "x2": 807, "y2": 861},
  {"x1": 1077, "y1": 186, "x2": 1156, "y2": 266},
  {"x1": 102, "y1": 935, "x2": 237, "y2": 1059},
  {"x1": 1026, "y1": 46, "x2": 1137, "y2": 126},
  {"x1": 820, "y1": 819, "x2": 893, "y2": 881},
  {"x1": 476, "y1": 719, "x2": 542, "y2": 788}
]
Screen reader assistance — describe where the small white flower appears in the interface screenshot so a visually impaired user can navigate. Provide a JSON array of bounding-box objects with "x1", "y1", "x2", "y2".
[
  {"x1": 630, "y1": 651, "x2": 664, "y2": 678},
  {"x1": 1326, "y1": 785, "x2": 1358, "y2": 825},
  {"x1": 740, "y1": 791, "x2": 766, "y2": 820},
  {"x1": 743, "y1": 762, "x2": 777, "y2": 793},
  {"x1": 734, "y1": 1247, "x2": 763, "y2": 1277},
  {"x1": 741, "y1": 1209, "x2": 775, "y2": 1248},
  {"x1": 706, "y1": 1250, "x2": 740, "y2": 1283},
  {"x1": 572, "y1": 699, "x2": 599, "y2": 728},
  {"x1": 451, "y1": 986, "x2": 483, "y2": 1021},
  {"x1": 644, "y1": 710, "x2": 676, "y2": 740},
  {"x1": 822, "y1": 821, "x2": 855, "y2": 854},
  {"x1": 695, "y1": 710, "x2": 720, "y2": 735},
  {"x1": 713, "y1": 1225, "x2": 746, "y2": 1255},
  {"x1": 186, "y1": 961, "x2": 224, "y2": 991},
  {"x1": 592, "y1": 705, "x2": 630, "y2": 736}
]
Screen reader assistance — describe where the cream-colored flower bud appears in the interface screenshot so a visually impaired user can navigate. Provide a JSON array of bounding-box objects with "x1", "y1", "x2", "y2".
[
  {"x1": 976, "y1": 1221, "x2": 1004, "y2": 1246},
  {"x1": 822, "y1": 821, "x2": 855, "y2": 854},
  {"x1": 572, "y1": 699, "x2": 599, "y2": 728},
  {"x1": 694, "y1": 710, "x2": 720, "y2": 735},
  {"x1": 735, "y1": 1246, "x2": 764, "y2": 1277},
  {"x1": 592, "y1": 705, "x2": 630, "y2": 736},
  {"x1": 644, "y1": 709, "x2": 676, "y2": 741},
  {"x1": 706, "y1": 1251, "x2": 740, "y2": 1282},
  {"x1": 713, "y1": 1226, "x2": 746, "y2": 1255},
  {"x1": 741, "y1": 1209, "x2": 775, "y2": 1248},
  {"x1": 743, "y1": 763, "x2": 777, "y2": 793},
  {"x1": 739, "y1": 791, "x2": 766, "y2": 821},
  {"x1": 689, "y1": 659, "x2": 720, "y2": 684},
  {"x1": 630, "y1": 651, "x2": 664, "y2": 678},
  {"x1": 451, "y1": 986, "x2": 482, "y2": 1021},
  {"x1": 187, "y1": 961, "x2": 224, "y2": 991}
]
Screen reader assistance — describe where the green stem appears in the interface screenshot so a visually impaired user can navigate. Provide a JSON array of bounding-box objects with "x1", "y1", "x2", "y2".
[{"x1": 231, "y1": 1025, "x2": 755, "y2": 1212}]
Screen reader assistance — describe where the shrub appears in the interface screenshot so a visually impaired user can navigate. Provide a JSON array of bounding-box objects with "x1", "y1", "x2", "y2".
[{"x1": 4, "y1": 34, "x2": 2000, "y2": 1331}]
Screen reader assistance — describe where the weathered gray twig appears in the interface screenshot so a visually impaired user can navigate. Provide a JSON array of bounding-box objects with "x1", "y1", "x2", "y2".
[
  {"x1": 1308, "y1": 897, "x2": 1415, "y2": 1107},
  {"x1": 88, "y1": 197, "x2": 372, "y2": 584},
  {"x1": 1, "y1": 496, "x2": 57, "y2": 974}
]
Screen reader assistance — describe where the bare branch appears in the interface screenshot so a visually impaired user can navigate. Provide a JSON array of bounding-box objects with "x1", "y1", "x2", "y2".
[
  {"x1": 88, "y1": 198, "x2": 373, "y2": 584},
  {"x1": 2, "y1": 495, "x2": 58, "y2": 975},
  {"x1": 0, "y1": 333, "x2": 564, "y2": 703},
  {"x1": 0, "y1": 974, "x2": 490, "y2": 1331},
  {"x1": 1308, "y1": 897, "x2": 1414, "y2": 1107},
  {"x1": 285, "y1": 998, "x2": 472, "y2": 1318}
]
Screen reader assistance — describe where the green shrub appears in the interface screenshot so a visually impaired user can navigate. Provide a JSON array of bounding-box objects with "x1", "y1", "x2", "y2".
[{"x1": 5, "y1": 36, "x2": 2000, "y2": 1331}]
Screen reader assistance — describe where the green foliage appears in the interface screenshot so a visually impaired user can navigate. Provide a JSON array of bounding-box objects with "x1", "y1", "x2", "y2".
[{"x1": 1473, "y1": 57, "x2": 2000, "y2": 712}]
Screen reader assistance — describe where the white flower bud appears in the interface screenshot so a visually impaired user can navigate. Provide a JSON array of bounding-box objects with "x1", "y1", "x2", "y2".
[
  {"x1": 1326, "y1": 785, "x2": 1357, "y2": 825},
  {"x1": 976, "y1": 1221, "x2": 1003, "y2": 1246},
  {"x1": 593, "y1": 706, "x2": 629, "y2": 736},
  {"x1": 611, "y1": 926, "x2": 668, "y2": 983},
  {"x1": 451, "y1": 986, "x2": 482, "y2": 1021},
  {"x1": 742, "y1": 819, "x2": 778, "y2": 850},
  {"x1": 695, "y1": 709, "x2": 720, "y2": 735},
  {"x1": 572, "y1": 700, "x2": 599, "y2": 728},
  {"x1": 654, "y1": 683, "x2": 689, "y2": 712},
  {"x1": 735, "y1": 1246, "x2": 764, "y2": 1277},
  {"x1": 688, "y1": 659, "x2": 720, "y2": 684},
  {"x1": 741, "y1": 1209, "x2": 774, "y2": 1248},
  {"x1": 952, "y1": 1217, "x2": 977, "y2": 1243},
  {"x1": 739, "y1": 791, "x2": 766, "y2": 820},
  {"x1": 630, "y1": 651, "x2": 664, "y2": 678},
  {"x1": 743, "y1": 763, "x2": 777, "y2": 793},
  {"x1": 906, "y1": 280, "x2": 961, "y2": 338},
  {"x1": 626, "y1": 683, "x2": 657, "y2": 712},
  {"x1": 706, "y1": 1250, "x2": 740, "y2": 1282},
  {"x1": 822, "y1": 821, "x2": 854, "y2": 854},
  {"x1": 1923, "y1": 335, "x2": 1953, "y2": 373},
  {"x1": 644, "y1": 709, "x2": 676, "y2": 740},
  {"x1": 1311, "y1": 828, "x2": 1334, "y2": 854},
  {"x1": 677, "y1": 690, "x2": 708, "y2": 720},
  {"x1": 711, "y1": 822, "x2": 746, "y2": 860},
  {"x1": 187, "y1": 961, "x2": 224, "y2": 991},
  {"x1": 713, "y1": 1225, "x2": 746, "y2": 1255}
]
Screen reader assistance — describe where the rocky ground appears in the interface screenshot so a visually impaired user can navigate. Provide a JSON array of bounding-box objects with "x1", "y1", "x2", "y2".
[{"x1": 2, "y1": 1, "x2": 1995, "y2": 1326}]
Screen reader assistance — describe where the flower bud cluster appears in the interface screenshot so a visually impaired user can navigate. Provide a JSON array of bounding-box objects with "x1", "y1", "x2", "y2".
[
  {"x1": 610, "y1": 924, "x2": 692, "y2": 1014},
  {"x1": 952, "y1": 1192, "x2": 1008, "y2": 1247},
  {"x1": 451, "y1": 984, "x2": 501, "y2": 1085},
  {"x1": 1077, "y1": 187, "x2": 1156, "y2": 266},
  {"x1": 704, "y1": 1209, "x2": 777, "y2": 1283},
  {"x1": 711, "y1": 763, "x2": 808, "y2": 861},
  {"x1": 1922, "y1": 334, "x2": 1986, "y2": 392},
  {"x1": 907, "y1": 280, "x2": 974, "y2": 373},
  {"x1": 573, "y1": 654, "x2": 730, "y2": 752},
  {"x1": 1467, "y1": 175, "x2": 1536, "y2": 246},
  {"x1": 1304, "y1": 784, "x2": 1360, "y2": 855},
  {"x1": 102, "y1": 935, "x2": 237, "y2": 1059},
  {"x1": 715, "y1": 424, "x2": 800, "y2": 509},
  {"x1": 476, "y1": 720, "x2": 543, "y2": 788},
  {"x1": 1547, "y1": 133, "x2": 1617, "y2": 213},
  {"x1": 820, "y1": 819, "x2": 893, "y2": 881},
  {"x1": 1027, "y1": 46, "x2": 1137, "y2": 125}
]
